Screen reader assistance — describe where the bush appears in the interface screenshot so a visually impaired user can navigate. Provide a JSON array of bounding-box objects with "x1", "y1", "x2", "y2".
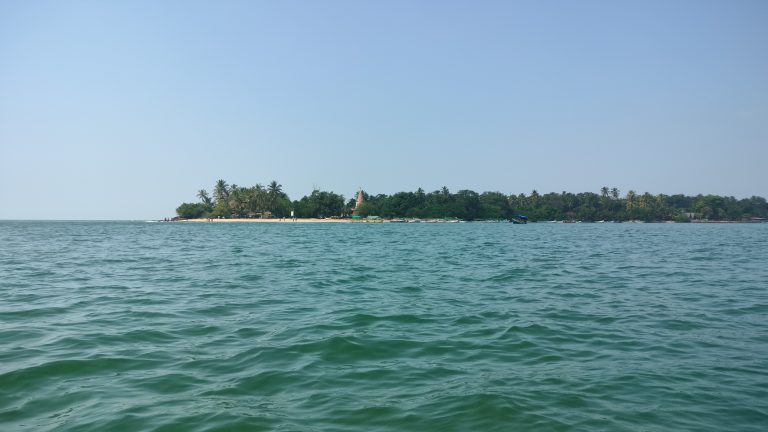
[{"x1": 176, "y1": 202, "x2": 209, "y2": 219}]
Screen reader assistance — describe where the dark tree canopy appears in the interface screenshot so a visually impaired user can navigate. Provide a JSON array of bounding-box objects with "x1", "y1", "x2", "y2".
[{"x1": 177, "y1": 182, "x2": 768, "y2": 222}]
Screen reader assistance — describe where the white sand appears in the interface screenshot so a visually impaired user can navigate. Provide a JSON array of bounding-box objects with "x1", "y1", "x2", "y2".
[{"x1": 182, "y1": 218, "x2": 357, "y2": 223}]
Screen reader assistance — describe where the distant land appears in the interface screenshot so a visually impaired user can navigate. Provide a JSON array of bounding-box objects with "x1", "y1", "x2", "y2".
[{"x1": 175, "y1": 180, "x2": 768, "y2": 223}]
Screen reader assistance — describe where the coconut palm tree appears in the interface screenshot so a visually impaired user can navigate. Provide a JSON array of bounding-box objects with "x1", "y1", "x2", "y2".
[
  {"x1": 197, "y1": 189, "x2": 212, "y2": 206},
  {"x1": 268, "y1": 180, "x2": 282, "y2": 197},
  {"x1": 227, "y1": 184, "x2": 242, "y2": 216},
  {"x1": 639, "y1": 192, "x2": 653, "y2": 209},
  {"x1": 267, "y1": 181, "x2": 283, "y2": 215},
  {"x1": 530, "y1": 189, "x2": 540, "y2": 208},
  {"x1": 251, "y1": 184, "x2": 266, "y2": 215},
  {"x1": 626, "y1": 190, "x2": 636, "y2": 208},
  {"x1": 213, "y1": 179, "x2": 229, "y2": 204}
]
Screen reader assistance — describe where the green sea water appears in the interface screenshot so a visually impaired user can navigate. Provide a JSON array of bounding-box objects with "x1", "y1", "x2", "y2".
[{"x1": 1, "y1": 221, "x2": 766, "y2": 431}]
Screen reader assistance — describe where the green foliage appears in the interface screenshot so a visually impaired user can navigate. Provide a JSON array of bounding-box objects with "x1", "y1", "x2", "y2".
[
  {"x1": 177, "y1": 182, "x2": 768, "y2": 222},
  {"x1": 176, "y1": 202, "x2": 209, "y2": 219},
  {"x1": 183, "y1": 179, "x2": 293, "y2": 219},
  {"x1": 294, "y1": 189, "x2": 345, "y2": 218},
  {"x1": 674, "y1": 212, "x2": 691, "y2": 223}
]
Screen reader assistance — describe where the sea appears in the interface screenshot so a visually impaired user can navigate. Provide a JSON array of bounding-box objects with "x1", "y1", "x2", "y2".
[{"x1": 1, "y1": 221, "x2": 766, "y2": 431}]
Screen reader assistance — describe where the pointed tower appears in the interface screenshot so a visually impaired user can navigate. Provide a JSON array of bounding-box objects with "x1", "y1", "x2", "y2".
[{"x1": 352, "y1": 189, "x2": 364, "y2": 216}]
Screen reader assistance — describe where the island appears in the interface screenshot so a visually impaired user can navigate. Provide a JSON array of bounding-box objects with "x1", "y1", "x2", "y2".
[{"x1": 174, "y1": 180, "x2": 768, "y2": 223}]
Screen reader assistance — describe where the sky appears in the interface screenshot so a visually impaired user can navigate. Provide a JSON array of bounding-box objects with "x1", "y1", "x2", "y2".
[{"x1": 1, "y1": 0, "x2": 766, "y2": 219}]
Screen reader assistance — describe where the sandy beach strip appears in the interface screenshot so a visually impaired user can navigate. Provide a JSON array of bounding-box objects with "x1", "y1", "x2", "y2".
[{"x1": 182, "y1": 218, "x2": 357, "y2": 223}]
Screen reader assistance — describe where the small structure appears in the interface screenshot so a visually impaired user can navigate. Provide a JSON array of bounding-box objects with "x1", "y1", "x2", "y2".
[{"x1": 247, "y1": 211, "x2": 273, "y2": 219}]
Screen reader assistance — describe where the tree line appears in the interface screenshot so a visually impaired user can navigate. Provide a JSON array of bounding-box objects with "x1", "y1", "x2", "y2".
[
  {"x1": 175, "y1": 179, "x2": 346, "y2": 219},
  {"x1": 176, "y1": 180, "x2": 293, "y2": 219},
  {"x1": 176, "y1": 181, "x2": 768, "y2": 222}
]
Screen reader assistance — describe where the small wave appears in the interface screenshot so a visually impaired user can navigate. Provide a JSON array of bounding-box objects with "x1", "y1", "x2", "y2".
[
  {"x1": 341, "y1": 313, "x2": 436, "y2": 326},
  {"x1": 0, "y1": 357, "x2": 159, "y2": 393}
]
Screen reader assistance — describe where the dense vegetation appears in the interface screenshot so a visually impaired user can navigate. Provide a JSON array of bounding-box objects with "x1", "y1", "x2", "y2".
[
  {"x1": 174, "y1": 180, "x2": 289, "y2": 220},
  {"x1": 175, "y1": 180, "x2": 344, "y2": 219},
  {"x1": 177, "y1": 181, "x2": 768, "y2": 222}
]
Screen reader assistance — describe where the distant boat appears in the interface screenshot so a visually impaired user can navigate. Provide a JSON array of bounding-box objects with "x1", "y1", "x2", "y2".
[{"x1": 511, "y1": 214, "x2": 528, "y2": 224}]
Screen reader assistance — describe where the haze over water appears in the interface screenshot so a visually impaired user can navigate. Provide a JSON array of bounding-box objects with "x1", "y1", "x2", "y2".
[{"x1": 1, "y1": 221, "x2": 767, "y2": 431}]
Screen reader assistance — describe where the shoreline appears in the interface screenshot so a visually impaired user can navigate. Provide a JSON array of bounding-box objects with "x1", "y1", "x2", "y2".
[
  {"x1": 172, "y1": 218, "x2": 768, "y2": 224},
  {"x1": 182, "y1": 218, "x2": 355, "y2": 223}
]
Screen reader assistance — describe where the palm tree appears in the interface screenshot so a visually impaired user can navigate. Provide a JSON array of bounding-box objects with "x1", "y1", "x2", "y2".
[
  {"x1": 639, "y1": 192, "x2": 653, "y2": 209},
  {"x1": 611, "y1": 188, "x2": 620, "y2": 200},
  {"x1": 561, "y1": 191, "x2": 575, "y2": 212},
  {"x1": 410, "y1": 188, "x2": 425, "y2": 211},
  {"x1": 267, "y1": 181, "x2": 282, "y2": 215},
  {"x1": 197, "y1": 189, "x2": 212, "y2": 206},
  {"x1": 213, "y1": 179, "x2": 229, "y2": 204},
  {"x1": 626, "y1": 190, "x2": 637, "y2": 215},
  {"x1": 228, "y1": 184, "x2": 242, "y2": 216},
  {"x1": 600, "y1": 186, "x2": 609, "y2": 199},
  {"x1": 655, "y1": 193, "x2": 670, "y2": 219},
  {"x1": 251, "y1": 184, "x2": 266, "y2": 215},
  {"x1": 530, "y1": 189, "x2": 540, "y2": 208},
  {"x1": 268, "y1": 180, "x2": 282, "y2": 197}
]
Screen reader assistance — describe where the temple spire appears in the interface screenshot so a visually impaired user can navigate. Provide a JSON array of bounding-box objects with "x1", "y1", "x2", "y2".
[{"x1": 352, "y1": 188, "x2": 364, "y2": 216}]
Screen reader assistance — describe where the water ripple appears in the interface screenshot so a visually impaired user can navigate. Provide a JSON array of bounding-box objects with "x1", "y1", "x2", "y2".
[{"x1": 1, "y1": 221, "x2": 767, "y2": 431}]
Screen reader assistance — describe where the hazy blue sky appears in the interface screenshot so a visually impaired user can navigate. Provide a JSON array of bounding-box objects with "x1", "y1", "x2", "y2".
[{"x1": 1, "y1": 0, "x2": 766, "y2": 219}]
